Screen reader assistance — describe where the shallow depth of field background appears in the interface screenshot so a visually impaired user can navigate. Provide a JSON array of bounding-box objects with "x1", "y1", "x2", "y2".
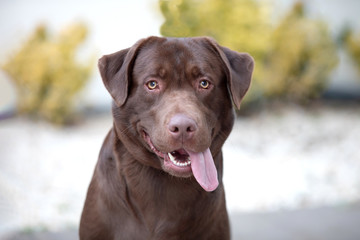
[{"x1": 1, "y1": 0, "x2": 360, "y2": 239}]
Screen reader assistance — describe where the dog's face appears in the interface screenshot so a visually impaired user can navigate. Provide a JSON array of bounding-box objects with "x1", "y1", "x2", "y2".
[{"x1": 99, "y1": 37, "x2": 254, "y2": 192}]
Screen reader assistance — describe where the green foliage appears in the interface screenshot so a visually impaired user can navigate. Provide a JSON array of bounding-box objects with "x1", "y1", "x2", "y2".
[
  {"x1": 159, "y1": 0, "x2": 338, "y2": 104},
  {"x1": 343, "y1": 29, "x2": 360, "y2": 77},
  {"x1": 2, "y1": 23, "x2": 93, "y2": 125}
]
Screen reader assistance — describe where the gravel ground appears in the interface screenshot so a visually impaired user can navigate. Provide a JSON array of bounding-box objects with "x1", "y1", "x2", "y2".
[{"x1": 0, "y1": 102, "x2": 360, "y2": 239}]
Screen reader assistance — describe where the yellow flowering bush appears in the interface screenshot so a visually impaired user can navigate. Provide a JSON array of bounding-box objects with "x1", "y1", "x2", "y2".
[
  {"x1": 262, "y1": 2, "x2": 338, "y2": 101},
  {"x1": 2, "y1": 23, "x2": 93, "y2": 124},
  {"x1": 343, "y1": 29, "x2": 360, "y2": 77}
]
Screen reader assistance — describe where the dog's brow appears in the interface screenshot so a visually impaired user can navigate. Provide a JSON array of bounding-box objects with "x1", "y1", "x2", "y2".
[
  {"x1": 158, "y1": 68, "x2": 166, "y2": 78},
  {"x1": 190, "y1": 66, "x2": 206, "y2": 78},
  {"x1": 141, "y1": 67, "x2": 167, "y2": 80}
]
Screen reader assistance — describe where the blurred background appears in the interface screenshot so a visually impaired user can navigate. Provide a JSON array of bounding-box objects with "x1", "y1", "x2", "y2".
[{"x1": 0, "y1": 0, "x2": 360, "y2": 239}]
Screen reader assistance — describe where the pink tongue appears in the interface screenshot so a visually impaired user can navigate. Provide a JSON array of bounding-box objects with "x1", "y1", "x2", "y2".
[{"x1": 188, "y1": 148, "x2": 219, "y2": 192}]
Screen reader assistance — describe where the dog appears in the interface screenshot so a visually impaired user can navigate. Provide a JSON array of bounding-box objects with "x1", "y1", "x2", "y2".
[{"x1": 79, "y1": 36, "x2": 254, "y2": 239}]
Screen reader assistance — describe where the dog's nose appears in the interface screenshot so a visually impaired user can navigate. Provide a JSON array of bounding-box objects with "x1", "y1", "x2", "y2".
[{"x1": 168, "y1": 114, "x2": 197, "y2": 140}]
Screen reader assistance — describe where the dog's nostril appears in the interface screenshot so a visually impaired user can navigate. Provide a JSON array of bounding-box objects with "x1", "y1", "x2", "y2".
[
  {"x1": 173, "y1": 127, "x2": 179, "y2": 133},
  {"x1": 186, "y1": 126, "x2": 194, "y2": 132}
]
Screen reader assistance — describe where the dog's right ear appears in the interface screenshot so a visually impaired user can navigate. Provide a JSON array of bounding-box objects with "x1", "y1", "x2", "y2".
[
  {"x1": 98, "y1": 48, "x2": 130, "y2": 107},
  {"x1": 201, "y1": 37, "x2": 254, "y2": 110},
  {"x1": 98, "y1": 38, "x2": 149, "y2": 107}
]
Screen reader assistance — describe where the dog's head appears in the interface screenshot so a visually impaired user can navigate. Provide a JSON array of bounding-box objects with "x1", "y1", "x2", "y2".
[{"x1": 99, "y1": 37, "x2": 254, "y2": 192}]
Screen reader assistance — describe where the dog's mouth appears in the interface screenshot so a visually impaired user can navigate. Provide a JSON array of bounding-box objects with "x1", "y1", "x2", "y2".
[
  {"x1": 167, "y1": 149, "x2": 191, "y2": 167},
  {"x1": 142, "y1": 130, "x2": 218, "y2": 192},
  {"x1": 142, "y1": 131, "x2": 191, "y2": 167}
]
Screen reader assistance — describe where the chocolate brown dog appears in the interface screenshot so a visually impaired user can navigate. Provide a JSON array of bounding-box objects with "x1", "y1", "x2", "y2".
[{"x1": 79, "y1": 36, "x2": 254, "y2": 239}]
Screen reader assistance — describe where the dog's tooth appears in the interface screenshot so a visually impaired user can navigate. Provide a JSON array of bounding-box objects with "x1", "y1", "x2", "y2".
[{"x1": 168, "y1": 152, "x2": 175, "y2": 162}]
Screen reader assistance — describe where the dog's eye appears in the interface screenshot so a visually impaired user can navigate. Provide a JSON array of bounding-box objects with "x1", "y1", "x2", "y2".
[
  {"x1": 199, "y1": 80, "x2": 210, "y2": 89},
  {"x1": 146, "y1": 81, "x2": 158, "y2": 90}
]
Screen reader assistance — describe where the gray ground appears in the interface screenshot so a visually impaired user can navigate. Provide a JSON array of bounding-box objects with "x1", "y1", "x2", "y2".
[{"x1": 3, "y1": 202, "x2": 360, "y2": 240}]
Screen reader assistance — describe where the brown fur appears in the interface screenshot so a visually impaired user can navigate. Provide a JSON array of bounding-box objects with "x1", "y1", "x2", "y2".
[{"x1": 79, "y1": 36, "x2": 254, "y2": 239}]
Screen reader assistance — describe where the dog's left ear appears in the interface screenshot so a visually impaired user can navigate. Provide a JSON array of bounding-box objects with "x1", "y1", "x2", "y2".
[
  {"x1": 203, "y1": 38, "x2": 254, "y2": 109},
  {"x1": 98, "y1": 38, "x2": 149, "y2": 107}
]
